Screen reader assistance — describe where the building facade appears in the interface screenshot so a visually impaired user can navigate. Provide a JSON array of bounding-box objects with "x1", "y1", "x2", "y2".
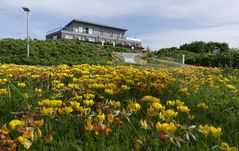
[{"x1": 46, "y1": 19, "x2": 142, "y2": 49}]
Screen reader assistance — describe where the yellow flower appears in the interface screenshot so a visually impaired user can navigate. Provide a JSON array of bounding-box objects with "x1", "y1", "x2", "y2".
[
  {"x1": 56, "y1": 83, "x2": 65, "y2": 89},
  {"x1": 128, "y1": 103, "x2": 141, "y2": 112},
  {"x1": 70, "y1": 101, "x2": 80, "y2": 109},
  {"x1": 197, "y1": 103, "x2": 209, "y2": 110},
  {"x1": 0, "y1": 78, "x2": 8, "y2": 84},
  {"x1": 167, "y1": 100, "x2": 175, "y2": 106},
  {"x1": 76, "y1": 106, "x2": 90, "y2": 113},
  {"x1": 97, "y1": 113, "x2": 105, "y2": 123},
  {"x1": 168, "y1": 122, "x2": 177, "y2": 133},
  {"x1": 83, "y1": 93, "x2": 95, "y2": 99},
  {"x1": 83, "y1": 99, "x2": 94, "y2": 106},
  {"x1": 38, "y1": 99, "x2": 62, "y2": 107},
  {"x1": 175, "y1": 99, "x2": 184, "y2": 106},
  {"x1": 22, "y1": 127, "x2": 34, "y2": 139},
  {"x1": 226, "y1": 84, "x2": 236, "y2": 90},
  {"x1": 17, "y1": 82, "x2": 26, "y2": 87},
  {"x1": 177, "y1": 105, "x2": 190, "y2": 114},
  {"x1": 121, "y1": 85, "x2": 130, "y2": 91},
  {"x1": 84, "y1": 117, "x2": 93, "y2": 131},
  {"x1": 42, "y1": 107, "x2": 54, "y2": 116},
  {"x1": 220, "y1": 142, "x2": 237, "y2": 151},
  {"x1": 163, "y1": 109, "x2": 178, "y2": 119},
  {"x1": 142, "y1": 96, "x2": 160, "y2": 102},
  {"x1": 62, "y1": 106, "x2": 73, "y2": 114},
  {"x1": 210, "y1": 126, "x2": 222, "y2": 138},
  {"x1": 139, "y1": 119, "x2": 150, "y2": 130},
  {"x1": 0, "y1": 123, "x2": 9, "y2": 135},
  {"x1": 9, "y1": 120, "x2": 25, "y2": 129},
  {"x1": 18, "y1": 136, "x2": 32, "y2": 149},
  {"x1": 33, "y1": 119, "x2": 44, "y2": 127},
  {"x1": 105, "y1": 89, "x2": 114, "y2": 95},
  {"x1": 68, "y1": 83, "x2": 76, "y2": 89},
  {"x1": 188, "y1": 114, "x2": 195, "y2": 120},
  {"x1": 106, "y1": 61, "x2": 113, "y2": 65},
  {"x1": 147, "y1": 107, "x2": 158, "y2": 116},
  {"x1": 57, "y1": 108, "x2": 64, "y2": 115},
  {"x1": 198, "y1": 124, "x2": 210, "y2": 137},
  {"x1": 178, "y1": 87, "x2": 188, "y2": 93},
  {"x1": 155, "y1": 122, "x2": 177, "y2": 134},
  {"x1": 107, "y1": 113, "x2": 114, "y2": 123},
  {"x1": 0, "y1": 88, "x2": 8, "y2": 95},
  {"x1": 35, "y1": 88, "x2": 43, "y2": 97},
  {"x1": 151, "y1": 102, "x2": 165, "y2": 111},
  {"x1": 109, "y1": 100, "x2": 121, "y2": 108}
]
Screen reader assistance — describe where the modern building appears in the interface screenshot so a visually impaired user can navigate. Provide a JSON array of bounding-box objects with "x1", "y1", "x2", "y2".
[{"x1": 46, "y1": 19, "x2": 142, "y2": 49}]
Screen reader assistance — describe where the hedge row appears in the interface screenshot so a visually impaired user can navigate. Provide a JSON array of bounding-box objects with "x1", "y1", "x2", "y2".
[
  {"x1": 0, "y1": 39, "x2": 132, "y2": 65},
  {"x1": 185, "y1": 51, "x2": 239, "y2": 67}
]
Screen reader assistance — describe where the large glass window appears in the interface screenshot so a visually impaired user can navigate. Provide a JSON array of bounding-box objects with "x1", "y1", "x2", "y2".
[
  {"x1": 88, "y1": 28, "x2": 93, "y2": 34},
  {"x1": 74, "y1": 28, "x2": 79, "y2": 33},
  {"x1": 79, "y1": 27, "x2": 83, "y2": 33}
]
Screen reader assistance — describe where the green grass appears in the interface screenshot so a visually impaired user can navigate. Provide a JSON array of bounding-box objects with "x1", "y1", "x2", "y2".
[{"x1": 0, "y1": 64, "x2": 238, "y2": 150}]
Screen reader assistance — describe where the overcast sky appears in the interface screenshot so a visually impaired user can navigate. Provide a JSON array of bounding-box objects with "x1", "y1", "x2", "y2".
[{"x1": 0, "y1": 0, "x2": 239, "y2": 50}]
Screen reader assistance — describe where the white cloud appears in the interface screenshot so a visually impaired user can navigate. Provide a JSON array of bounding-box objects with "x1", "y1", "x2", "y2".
[
  {"x1": 1, "y1": 0, "x2": 239, "y2": 23},
  {"x1": 140, "y1": 25, "x2": 239, "y2": 50},
  {"x1": 1, "y1": 0, "x2": 239, "y2": 49}
]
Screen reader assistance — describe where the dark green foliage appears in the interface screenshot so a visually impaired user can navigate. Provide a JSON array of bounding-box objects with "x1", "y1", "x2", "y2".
[
  {"x1": 154, "y1": 41, "x2": 234, "y2": 67},
  {"x1": 185, "y1": 51, "x2": 239, "y2": 67},
  {"x1": 0, "y1": 39, "x2": 132, "y2": 65},
  {"x1": 180, "y1": 41, "x2": 229, "y2": 53}
]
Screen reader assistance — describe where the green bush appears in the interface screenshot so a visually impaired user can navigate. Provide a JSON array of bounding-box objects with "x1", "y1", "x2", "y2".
[
  {"x1": 0, "y1": 39, "x2": 132, "y2": 65},
  {"x1": 185, "y1": 51, "x2": 239, "y2": 67}
]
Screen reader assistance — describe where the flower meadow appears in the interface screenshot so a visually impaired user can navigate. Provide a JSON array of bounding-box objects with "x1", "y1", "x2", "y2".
[{"x1": 0, "y1": 64, "x2": 238, "y2": 151}]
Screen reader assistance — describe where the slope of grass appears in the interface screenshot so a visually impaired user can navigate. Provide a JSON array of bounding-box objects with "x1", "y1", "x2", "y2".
[{"x1": 0, "y1": 64, "x2": 238, "y2": 150}]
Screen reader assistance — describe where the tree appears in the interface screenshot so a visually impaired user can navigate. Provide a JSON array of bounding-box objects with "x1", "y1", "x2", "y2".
[
  {"x1": 180, "y1": 41, "x2": 229, "y2": 53},
  {"x1": 180, "y1": 41, "x2": 207, "y2": 53}
]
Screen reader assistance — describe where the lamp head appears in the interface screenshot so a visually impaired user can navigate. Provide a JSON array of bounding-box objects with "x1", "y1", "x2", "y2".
[{"x1": 22, "y1": 7, "x2": 30, "y2": 12}]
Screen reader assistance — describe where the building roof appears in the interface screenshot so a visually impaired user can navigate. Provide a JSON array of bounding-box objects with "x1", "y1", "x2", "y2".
[{"x1": 65, "y1": 19, "x2": 128, "y2": 31}]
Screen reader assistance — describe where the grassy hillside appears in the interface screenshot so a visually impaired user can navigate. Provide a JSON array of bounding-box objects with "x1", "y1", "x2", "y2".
[
  {"x1": 154, "y1": 49, "x2": 198, "y2": 63},
  {"x1": 0, "y1": 64, "x2": 238, "y2": 150},
  {"x1": 0, "y1": 39, "x2": 133, "y2": 65}
]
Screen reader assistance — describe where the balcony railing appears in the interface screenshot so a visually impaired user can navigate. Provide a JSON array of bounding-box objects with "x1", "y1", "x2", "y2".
[{"x1": 62, "y1": 27, "x2": 140, "y2": 42}]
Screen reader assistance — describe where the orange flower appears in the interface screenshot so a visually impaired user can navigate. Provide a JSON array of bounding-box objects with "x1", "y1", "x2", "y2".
[{"x1": 0, "y1": 123, "x2": 9, "y2": 135}]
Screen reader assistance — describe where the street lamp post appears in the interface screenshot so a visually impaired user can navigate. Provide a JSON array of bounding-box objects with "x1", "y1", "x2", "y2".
[{"x1": 22, "y1": 7, "x2": 30, "y2": 58}]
